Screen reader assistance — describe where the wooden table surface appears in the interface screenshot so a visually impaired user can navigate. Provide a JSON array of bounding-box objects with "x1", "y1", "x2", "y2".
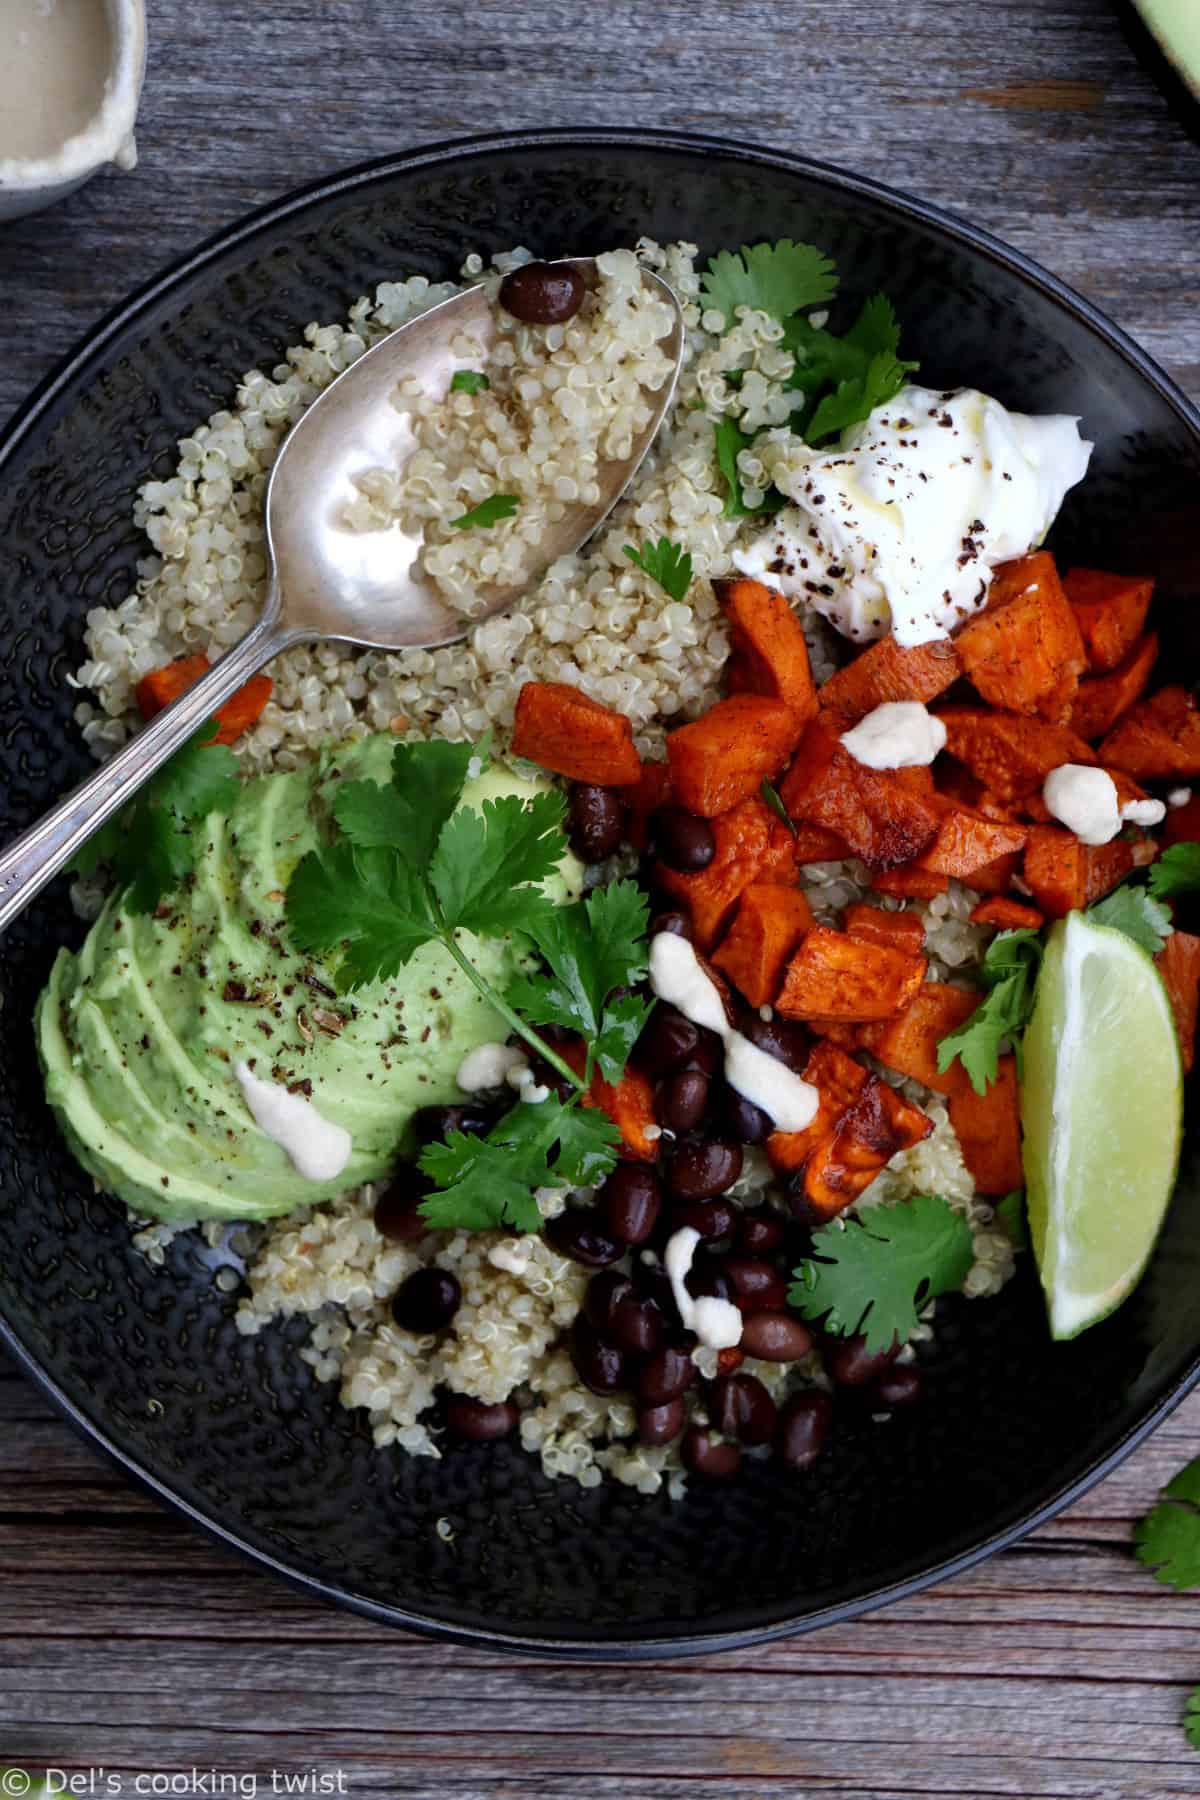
[{"x1": 3, "y1": 1, "x2": 1200, "y2": 1793}]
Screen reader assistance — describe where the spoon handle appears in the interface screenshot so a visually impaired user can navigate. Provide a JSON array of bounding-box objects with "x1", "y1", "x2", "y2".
[{"x1": 0, "y1": 613, "x2": 301, "y2": 936}]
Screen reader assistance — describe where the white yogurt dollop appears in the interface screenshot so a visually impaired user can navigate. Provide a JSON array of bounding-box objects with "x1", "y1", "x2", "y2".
[
  {"x1": 840, "y1": 701, "x2": 948, "y2": 771},
  {"x1": 734, "y1": 384, "x2": 1092, "y2": 647},
  {"x1": 456, "y1": 1040, "x2": 527, "y2": 1093},
  {"x1": 1042, "y1": 765, "x2": 1166, "y2": 846},
  {"x1": 234, "y1": 1061, "x2": 352, "y2": 1183}
]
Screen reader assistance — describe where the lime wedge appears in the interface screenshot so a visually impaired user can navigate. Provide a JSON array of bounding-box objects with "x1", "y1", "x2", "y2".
[{"x1": 1021, "y1": 910, "x2": 1183, "y2": 1340}]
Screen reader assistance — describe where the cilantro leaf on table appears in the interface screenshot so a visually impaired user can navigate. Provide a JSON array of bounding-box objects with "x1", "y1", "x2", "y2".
[
  {"x1": 286, "y1": 843, "x2": 438, "y2": 988},
  {"x1": 1087, "y1": 884, "x2": 1173, "y2": 954},
  {"x1": 761, "y1": 777, "x2": 797, "y2": 837},
  {"x1": 785, "y1": 294, "x2": 919, "y2": 443},
  {"x1": 430, "y1": 790, "x2": 566, "y2": 938},
  {"x1": 450, "y1": 370, "x2": 490, "y2": 394},
  {"x1": 450, "y1": 493, "x2": 519, "y2": 529},
  {"x1": 937, "y1": 928, "x2": 1044, "y2": 1094},
  {"x1": 788, "y1": 1195, "x2": 974, "y2": 1355},
  {"x1": 1149, "y1": 842, "x2": 1200, "y2": 900},
  {"x1": 994, "y1": 1189, "x2": 1029, "y2": 1251},
  {"x1": 624, "y1": 538, "x2": 693, "y2": 603},
  {"x1": 509, "y1": 880, "x2": 652, "y2": 1082},
  {"x1": 418, "y1": 1097, "x2": 619, "y2": 1234},
  {"x1": 1134, "y1": 1457, "x2": 1200, "y2": 1590},
  {"x1": 333, "y1": 740, "x2": 474, "y2": 866},
  {"x1": 699, "y1": 240, "x2": 838, "y2": 329}
]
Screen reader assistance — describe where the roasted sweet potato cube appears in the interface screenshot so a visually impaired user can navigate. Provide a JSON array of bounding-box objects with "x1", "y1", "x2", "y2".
[
  {"x1": 765, "y1": 1040, "x2": 867, "y2": 1174},
  {"x1": 135, "y1": 653, "x2": 274, "y2": 746},
  {"x1": 870, "y1": 866, "x2": 950, "y2": 900},
  {"x1": 858, "y1": 982, "x2": 980, "y2": 1096},
  {"x1": 655, "y1": 797, "x2": 786, "y2": 950},
  {"x1": 512, "y1": 681, "x2": 641, "y2": 785},
  {"x1": 1100, "y1": 685, "x2": 1200, "y2": 781},
  {"x1": 1064, "y1": 567, "x2": 1154, "y2": 673},
  {"x1": 715, "y1": 576, "x2": 818, "y2": 723},
  {"x1": 936, "y1": 706, "x2": 1097, "y2": 805},
  {"x1": 969, "y1": 896, "x2": 1045, "y2": 931},
  {"x1": 712, "y1": 885, "x2": 815, "y2": 1008},
  {"x1": 1068, "y1": 633, "x2": 1159, "y2": 741},
  {"x1": 781, "y1": 719, "x2": 941, "y2": 872},
  {"x1": 667, "y1": 694, "x2": 805, "y2": 817},
  {"x1": 917, "y1": 803, "x2": 1028, "y2": 881},
  {"x1": 955, "y1": 552, "x2": 1086, "y2": 721},
  {"x1": 791, "y1": 822, "x2": 854, "y2": 863},
  {"x1": 818, "y1": 635, "x2": 961, "y2": 726},
  {"x1": 947, "y1": 1055, "x2": 1023, "y2": 1195},
  {"x1": 1023, "y1": 825, "x2": 1134, "y2": 918},
  {"x1": 1156, "y1": 929, "x2": 1200, "y2": 1075},
  {"x1": 844, "y1": 903, "x2": 926, "y2": 955},
  {"x1": 625, "y1": 760, "x2": 672, "y2": 850},
  {"x1": 562, "y1": 1042, "x2": 659, "y2": 1161},
  {"x1": 799, "y1": 1078, "x2": 933, "y2": 1223},
  {"x1": 776, "y1": 925, "x2": 927, "y2": 1022}
]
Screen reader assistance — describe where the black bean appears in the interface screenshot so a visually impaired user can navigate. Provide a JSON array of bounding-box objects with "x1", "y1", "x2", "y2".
[
  {"x1": 373, "y1": 1170, "x2": 436, "y2": 1242},
  {"x1": 738, "y1": 1012, "x2": 810, "y2": 1074},
  {"x1": 648, "y1": 909, "x2": 693, "y2": 942},
  {"x1": 571, "y1": 1317, "x2": 627, "y2": 1395},
  {"x1": 685, "y1": 1252, "x2": 733, "y2": 1302},
  {"x1": 739, "y1": 1312, "x2": 813, "y2": 1362},
  {"x1": 599, "y1": 1164, "x2": 662, "y2": 1245},
  {"x1": 872, "y1": 1363, "x2": 923, "y2": 1408},
  {"x1": 724, "y1": 1258, "x2": 789, "y2": 1313},
  {"x1": 683, "y1": 1029, "x2": 724, "y2": 1078},
  {"x1": 499, "y1": 260, "x2": 587, "y2": 324},
  {"x1": 736, "y1": 1210, "x2": 787, "y2": 1256},
  {"x1": 391, "y1": 1268, "x2": 462, "y2": 1334},
  {"x1": 721, "y1": 1086, "x2": 774, "y2": 1144},
  {"x1": 446, "y1": 1396, "x2": 519, "y2": 1441},
  {"x1": 412, "y1": 1104, "x2": 495, "y2": 1147},
  {"x1": 826, "y1": 1334, "x2": 898, "y2": 1387},
  {"x1": 652, "y1": 804, "x2": 716, "y2": 873},
  {"x1": 583, "y1": 1270, "x2": 634, "y2": 1334},
  {"x1": 658, "y1": 1069, "x2": 710, "y2": 1133},
  {"x1": 544, "y1": 1209, "x2": 624, "y2": 1268},
  {"x1": 633, "y1": 1003, "x2": 701, "y2": 1079},
  {"x1": 609, "y1": 1294, "x2": 664, "y2": 1356},
  {"x1": 778, "y1": 1390, "x2": 833, "y2": 1470},
  {"x1": 568, "y1": 783, "x2": 627, "y2": 863},
  {"x1": 668, "y1": 1138, "x2": 743, "y2": 1201},
  {"x1": 681, "y1": 1426, "x2": 742, "y2": 1479},
  {"x1": 638, "y1": 1342, "x2": 696, "y2": 1405},
  {"x1": 669, "y1": 1196, "x2": 736, "y2": 1239},
  {"x1": 711, "y1": 1372, "x2": 778, "y2": 1446},
  {"x1": 638, "y1": 1397, "x2": 687, "y2": 1446}
]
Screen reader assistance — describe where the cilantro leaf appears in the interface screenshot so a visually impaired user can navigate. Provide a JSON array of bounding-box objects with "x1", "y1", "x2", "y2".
[
  {"x1": 591, "y1": 989, "x2": 655, "y2": 1086},
  {"x1": 700, "y1": 240, "x2": 838, "y2": 329},
  {"x1": 624, "y1": 538, "x2": 693, "y2": 603},
  {"x1": 418, "y1": 1097, "x2": 619, "y2": 1233},
  {"x1": 784, "y1": 294, "x2": 919, "y2": 443},
  {"x1": 788, "y1": 1195, "x2": 974, "y2": 1354},
  {"x1": 1087, "y1": 884, "x2": 1173, "y2": 953},
  {"x1": 510, "y1": 881, "x2": 651, "y2": 1081},
  {"x1": 286, "y1": 843, "x2": 437, "y2": 989},
  {"x1": 450, "y1": 370, "x2": 489, "y2": 394},
  {"x1": 937, "y1": 929, "x2": 1044, "y2": 1094},
  {"x1": 450, "y1": 493, "x2": 519, "y2": 529},
  {"x1": 549, "y1": 1102, "x2": 622, "y2": 1187},
  {"x1": 994, "y1": 1189, "x2": 1028, "y2": 1251},
  {"x1": 333, "y1": 740, "x2": 472, "y2": 867},
  {"x1": 761, "y1": 777, "x2": 796, "y2": 837},
  {"x1": 430, "y1": 790, "x2": 566, "y2": 938},
  {"x1": 1186, "y1": 1687, "x2": 1200, "y2": 1752},
  {"x1": 156, "y1": 721, "x2": 240, "y2": 821},
  {"x1": 1150, "y1": 842, "x2": 1200, "y2": 900},
  {"x1": 123, "y1": 806, "x2": 194, "y2": 915},
  {"x1": 70, "y1": 813, "x2": 125, "y2": 880},
  {"x1": 714, "y1": 415, "x2": 752, "y2": 517},
  {"x1": 1134, "y1": 1457, "x2": 1200, "y2": 1590}
]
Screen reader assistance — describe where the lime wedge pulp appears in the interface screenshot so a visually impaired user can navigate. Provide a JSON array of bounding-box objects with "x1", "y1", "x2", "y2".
[{"x1": 1020, "y1": 910, "x2": 1183, "y2": 1340}]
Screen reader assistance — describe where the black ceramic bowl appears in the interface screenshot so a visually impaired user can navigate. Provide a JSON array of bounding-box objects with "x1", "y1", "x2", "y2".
[{"x1": 2, "y1": 129, "x2": 1200, "y2": 1657}]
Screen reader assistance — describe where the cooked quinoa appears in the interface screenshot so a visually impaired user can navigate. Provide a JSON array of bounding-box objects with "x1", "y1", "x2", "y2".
[{"x1": 80, "y1": 239, "x2": 1015, "y2": 1497}]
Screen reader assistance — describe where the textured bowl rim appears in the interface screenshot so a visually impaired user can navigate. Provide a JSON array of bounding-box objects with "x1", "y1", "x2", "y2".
[{"x1": 3, "y1": 125, "x2": 1200, "y2": 1660}]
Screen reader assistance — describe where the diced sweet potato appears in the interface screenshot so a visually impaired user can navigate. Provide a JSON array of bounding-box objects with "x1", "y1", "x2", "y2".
[
  {"x1": 1165, "y1": 793, "x2": 1200, "y2": 848},
  {"x1": 818, "y1": 635, "x2": 961, "y2": 726},
  {"x1": 134, "y1": 653, "x2": 274, "y2": 746},
  {"x1": 781, "y1": 719, "x2": 941, "y2": 872},
  {"x1": 871, "y1": 866, "x2": 950, "y2": 899},
  {"x1": 1100, "y1": 685, "x2": 1200, "y2": 781},
  {"x1": 937, "y1": 763, "x2": 1019, "y2": 820},
  {"x1": 955, "y1": 552, "x2": 1086, "y2": 721},
  {"x1": 968, "y1": 851, "x2": 1024, "y2": 896},
  {"x1": 667, "y1": 694, "x2": 805, "y2": 817},
  {"x1": 562, "y1": 1042, "x2": 659, "y2": 1161},
  {"x1": 1023, "y1": 825, "x2": 1133, "y2": 918},
  {"x1": 969, "y1": 896, "x2": 1045, "y2": 931},
  {"x1": 799, "y1": 1078, "x2": 933, "y2": 1223},
  {"x1": 712, "y1": 885, "x2": 815, "y2": 1008},
  {"x1": 844, "y1": 903, "x2": 926, "y2": 955},
  {"x1": 1068, "y1": 633, "x2": 1159, "y2": 741},
  {"x1": 1156, "y1": 930, "x2": 1200, "y2": 1075},
  {"x1": 936, "y1": 706, "x2": 1097, "y2": 805},
  {"x1": 512, "y1": 681, "x2": 641, "y2": 785},
  {"x1": 625, "y1": 761, "x2": 672, "y2": 851},
  {"x1": 806, "y1": 1020, "x2": 865, "y2": 1050},
  {"x1": 776, "y1": 925, "x2": 927, "y2": 1022},
  {"x1": 917, "y1": 803, "x2": 1028, "y2": 881},
  {"x1": 766, "y1": 1041, "x2": 867, "y2": 1174},
  {"x1": 715, "y1": 576, "x2": 818, "y2": 724},
  {"x1": 947, "y1": 1055, "x2": 1023, "y2": 1195},
  {"x1": 858, "y1": 982, "x2": 980, "y2": 1096},
  {"x1": 655, "y1": 797, "x2": 789, "y2": 950},
  {"x1": 1064, "y1": 567, "x2": 1154, "y2": 672},
  {"x1": 792, "y1": 822, "x2": 854, "y2": 863}
]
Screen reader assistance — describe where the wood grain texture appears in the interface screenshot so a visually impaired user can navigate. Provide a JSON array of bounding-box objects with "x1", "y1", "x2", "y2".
[{"x1": 2, "y1": 0, "x2": 1200, "y2": 1792}]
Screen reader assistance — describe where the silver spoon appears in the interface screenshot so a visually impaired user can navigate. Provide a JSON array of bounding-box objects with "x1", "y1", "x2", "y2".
[{"x1": 0, "y1": 260, "x2": 683, "y2": 934}]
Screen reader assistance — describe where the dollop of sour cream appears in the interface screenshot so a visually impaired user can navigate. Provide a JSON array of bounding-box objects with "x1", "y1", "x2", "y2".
[
  {"x1": 664, "y1": 1225, "x2": 744, "y2": 1351},
  {"x1": 1042, "y1": 765, "x2": 1166, "y2": 846},
  {"x1": 648, "y1": 932, "x2": 818, "y2": 1133},
  {"x1": 840, "y1": 701, "x2": 948, "y2": 771},
  {"x1": 734, "y1": 384, "x2": 1092, "y2": 647},
  {"x1": 456, "y1": 1041, "x2": 527, "y2": 1093},
  {"x1": 234, "y1": 1061, "x2": 352, "y2": 1183}
]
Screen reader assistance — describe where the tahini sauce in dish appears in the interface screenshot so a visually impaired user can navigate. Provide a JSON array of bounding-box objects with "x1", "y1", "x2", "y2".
[{"x1": 0, "y1": 1, "x2": 114, "y2": 162}]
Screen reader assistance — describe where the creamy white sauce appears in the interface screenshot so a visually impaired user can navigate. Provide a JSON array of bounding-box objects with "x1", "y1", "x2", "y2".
[
  {"x1": 1043, "y1": 765, "x2": 1165, "y2": 845},
  {"x1": 840, "y1": 701, "x2": 948, "y2": 771},
  {"x1": 1122, "y1": 798, "x2": 1167, "y2": 829},
  {"x1": 0, "y1": 0, "x2": 113, "y2": 162},
  {"x1": 664, "y1": 1225, "x2": 744, "y2": 1352},
  {"x1": 734, "y1": 384, "x2": 1092, "y2": 647},
  {"x1": 234, "y1": 1061, "x2": 352, "y2": 1183},
  {"x1": 456, "y1": 1040, "x2": 526, "y2": 1093},
  {"x1": 648, "y1": 932, "x2": 819, "y2": 1131},
  {"x1": 1169, "y1": 788, "x2": 1193, "y2": 809}
]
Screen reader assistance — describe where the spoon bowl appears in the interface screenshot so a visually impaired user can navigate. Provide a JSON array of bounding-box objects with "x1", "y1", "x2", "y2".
[{"x1": 0, "y1": 258, "x2": 683, "y2": 932}]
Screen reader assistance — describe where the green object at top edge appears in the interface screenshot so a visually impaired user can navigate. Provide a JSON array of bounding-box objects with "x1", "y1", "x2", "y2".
[{"x1": 1136, "y1": 0, "x2": 1200, "y2": 98}]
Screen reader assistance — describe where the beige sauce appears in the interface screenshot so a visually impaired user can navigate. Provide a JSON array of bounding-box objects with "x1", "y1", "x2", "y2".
[{"x1": 0, "y1": 1, "x2": 113, "y2": 162}]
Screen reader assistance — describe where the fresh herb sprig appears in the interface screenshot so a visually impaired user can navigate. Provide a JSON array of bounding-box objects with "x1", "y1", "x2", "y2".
[
  {"x1": 450, "y1": 370, "x2": 490, "y2": 394},
  {"x1": 784, "y1": 293, "x2": 920, "y2": 442},
  {"x1": 699, "y1": 240, "x2": 838, "y2": 329},
  {"x1": 937, "y1": 928, "x2": 1044, "y2": 1095},
  {"x1": 285, "y1": 739, "x2": 650, "y2": 1231},
  {"x1": 624, "y1": 538, "x2": 693, "y2": 603},
  {"x1": 1088, "y1": 883, "x2": 1173, "y2": 953},
  {"x1": 451, "y1": 493, "x2": 519, "y2": 530},
  {"x1": 70, "y1": 719, "x2": 240, "y2": 914},
  {"x1": 788, "y1": 1195, "x2": 974, "y2": 1354},
  {"x1": 760, "y1": 777, "x2": 797, "y2": 837},
  {"x1": 1150, "y1": 842, "x2": 1200, "y2": 900}
]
